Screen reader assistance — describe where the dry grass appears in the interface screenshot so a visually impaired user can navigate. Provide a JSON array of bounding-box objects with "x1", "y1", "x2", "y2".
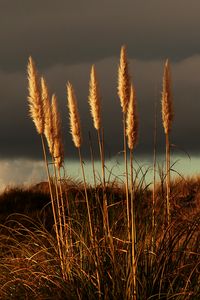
[
  {"x1": 88, "y1": 64, "x2": 101, "y2": 131},
  {"x1": 41, "y1": 76, "x2": 54, "y2": 155},
  {"x1": 20, "y1": 47, "x2": 200, "y2": 299},
  {"x1": 126, "y1": 82, "x2": 139, "y2": 300},
  {"x1": 126, "y1": 83, "x2": 138, "y2": 151},
  {"x1": 118, "y1": 45, "x2": 131, "y2": 246},
  {"x1": 51, "y1": 94, "x2": 64, "y2": 169},
  {"x1": 162, "y1": 59, "x2": 174, "y2": 226},
  {"x1": 67, "y1": 81, "x2": 95, "y2": 255},
  {"x1": 162, "y1": 59, "x2": 173, "y2": 135},
  {"x1": 27, "y1": 57, "x2": 44, "y2": 135},
  {"x1": 117, "y1": 45, "x2": 130, "y2": 114},
  {"x1": 66, "y1": 82, "x2": 82, "y2": 149},
  {"x1": 0, "y1": 178, "x2": 199, "y2": 299}
]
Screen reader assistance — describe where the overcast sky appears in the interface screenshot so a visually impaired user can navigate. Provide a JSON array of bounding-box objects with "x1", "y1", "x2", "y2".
[{"x1": 1, "y1": 0, "x2": 200, "y2": 165}]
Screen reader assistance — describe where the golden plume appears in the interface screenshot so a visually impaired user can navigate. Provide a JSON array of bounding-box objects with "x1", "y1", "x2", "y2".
[
  {"x1": 126, "y1": 84, "x2": 138, "y2": 150},
  {"x1": 51, "y1": 94, "x2": 64, "y2": 169},
  {"x1": 117, "y1": 45, "x2": 130, "y2": 113},
  {"x1": 41, "y1": 77, "x2": 54, "y2": 154},
  {"x1": 88, "y1": 65, "x2": 101, "y2": 130},
  {"x1": 67, "y1": 82, "x2": 82, "y2": 148},
  {"x1": 162, "y1": 59, "x2": 173, "y2": 134},
  {"x1": 27, "y1": 56, "x2": 44, "y2": 134}
]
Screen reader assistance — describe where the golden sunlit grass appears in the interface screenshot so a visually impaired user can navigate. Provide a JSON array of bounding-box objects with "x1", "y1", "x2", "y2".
[{"x1": 0, "y1": 47, "x2": 199, "y2": 299}]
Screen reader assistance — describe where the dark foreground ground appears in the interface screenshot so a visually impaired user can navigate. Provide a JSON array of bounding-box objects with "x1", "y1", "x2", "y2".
[{"x1": 0, "y1": 177, "x2": 199, "y2": 299}]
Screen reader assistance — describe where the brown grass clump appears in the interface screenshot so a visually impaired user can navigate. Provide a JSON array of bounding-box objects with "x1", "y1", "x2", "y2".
[
  {"x1": 27, "y1": 57, "x2": 44, "y2": 135},
  {"x1": 66, "y1": 82, "x2": 82, "y2": 148},
  {"x1": 118, "y1": 45, "x2": 130, "y2": 114},
  {"x1": 88, "y1": 65, "x2": 101, "y2": 131},
  {"x1": 126, "y1": 84, "x2": 138, "y2": 150}
]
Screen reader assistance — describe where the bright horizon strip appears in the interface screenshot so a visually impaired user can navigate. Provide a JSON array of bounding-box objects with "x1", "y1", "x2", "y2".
[
  {"x1": 0, "y1": 155, "x2": 199, "y2": 192},
  {"x1": 64, "y1": 155, "x2": 200, "y2": 186}
]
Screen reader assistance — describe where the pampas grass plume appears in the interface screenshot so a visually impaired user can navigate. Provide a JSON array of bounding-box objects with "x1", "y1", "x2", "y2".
[
  {"x1": 67, "y1": 82, "x2": 82, "y2": 148},
  {"x1": 118, "y1": 45, "x2": 130, "y2": 113},
  {"x1": 162, "y1": 59, "x2": 173, "y2": 134},
  {"x1": 27, "y1": 56, "x2": 44, "y2": 134},
  {"x1": 51, "y1": 94, "x2": 64, "y2": 169},
  {"x1": 126, "y1": 84, "x2": 138, "y2": 150},
  {"x1": 88, "y1": 65, "x2": 101, "y2": 130},
  {"x1": 41, "y1": 77, "x2": 54, "y2": 155}
]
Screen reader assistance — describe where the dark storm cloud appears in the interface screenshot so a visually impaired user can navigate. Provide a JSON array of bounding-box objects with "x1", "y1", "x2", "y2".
[
  {"x1": 1, "y1": 55, "x2": 200, "y2": 160},
  {"x1": 1, "y1": 0, "x2": 200, "y2": 72},
  {"x1": 1, "y1": 1, "x2": 200, "y2": 161},
  {"x1": 41, "y1": 55, "x2": 200, "y2": 158}
]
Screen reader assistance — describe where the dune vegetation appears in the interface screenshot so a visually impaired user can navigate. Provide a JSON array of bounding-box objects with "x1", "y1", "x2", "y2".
[{"x1": 0, "y1": 46, "x2": 199, "y2": 299}]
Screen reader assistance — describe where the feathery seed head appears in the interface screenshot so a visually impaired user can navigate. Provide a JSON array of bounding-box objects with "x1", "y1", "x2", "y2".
[
  {"x1": 27, "y1": 57, "x2": 44, "y2": 134},
  {"x1": 51, "y1": 94, "x2": 61, "y2": 139},
  {"x1": 161, "y1": 59, "x2": 174, "y2": 134},
  {"x1": 88, "y1": 64, "x2": 101, "y2": 130},
  {"x1": 126, "y1": 84, "x2": 138, "y2": 150},
  {"x1": 41, "y1": 77, "x2": 49, "y2": 104},
  {"x1": 51, "y1": 94, "x2": 64, "y2": 168},
  {"x1": 53, "y1": 137, "x2": 64, "y2": 169},
  {"x1": 41, "y1": 77, "x2": 54, "y2": 154},
  {"x1": 118, "y1": 45, "x2": 130, "y2": 113},
  {"x1": 67, "y1": 82, "x2": 82, "y2": 148}
]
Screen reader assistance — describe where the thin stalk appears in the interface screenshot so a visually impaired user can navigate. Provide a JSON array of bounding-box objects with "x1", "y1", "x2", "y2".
[
  {"x1": 152, "y1": 99, "x2": 157, "y2": 253},
  {"x1": 166, "y1": 133, "x2": 171, "y2": 226},
  {"x1": 41, "y1": 135, "x2": 54, "y2": 212},
  {"x1": 78, "y1": 147, "x2": 94, "y2": 243},
  {"x1": 78, "y1": 147, "x2": 101, "y2": 298},
  {"x1": 89, "y1": 131, "x2": 102, "y2": 241},
  {"x1": 88, "y1": 131, "x2": 97, "y2": 188},
  {"x1": 64, "y1": 188, "x2": 74, "y2": 256},
  {"x1": 97, "y1": 128, "x2": 105, "y2": 188},
  {"x1": 57, "y1": 167, "x2": 73, "y2": 280},
  {"x1": 99, "y1": 128, "x2": 115, "y2": 260},
  {"x1": 40, "y1": 134, "x2": 65, "y2": 279},
  {"x1": 97, "y1": 129, "x2": 108, "y2": 236},
  {"x1": 57, "y1": 168, "x2": 69, "y2": 252},
  {"x1": 123, "y1": 112, "x2": 130, "y2": 241},
  {"x1": 53, "y1": 162, "x2": 71, "y2": 279},
  {"x1": 53, "y1": 162, "x2": 64, "y2": 245},
  {"x1": 130, "y1": 149, "x2": 137, "y2": 300}
]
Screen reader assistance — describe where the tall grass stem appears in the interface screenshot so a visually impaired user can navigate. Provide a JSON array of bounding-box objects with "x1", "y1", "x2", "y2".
[
  {"x1": 78, "y1": 147, "x2": 94, "y2": 243},
  {"x1": 166, "y1": 133, "x2": 171, "y2": 226},
  {"x1": 130, "y1": 149, "x2": 137, "y2": 300},
  {"x1": 123, "y1": 112, "x2": 130, "y2": 241},
  {"x1": 40, "y1": 134, "x2": 65, "y2": 279}
]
